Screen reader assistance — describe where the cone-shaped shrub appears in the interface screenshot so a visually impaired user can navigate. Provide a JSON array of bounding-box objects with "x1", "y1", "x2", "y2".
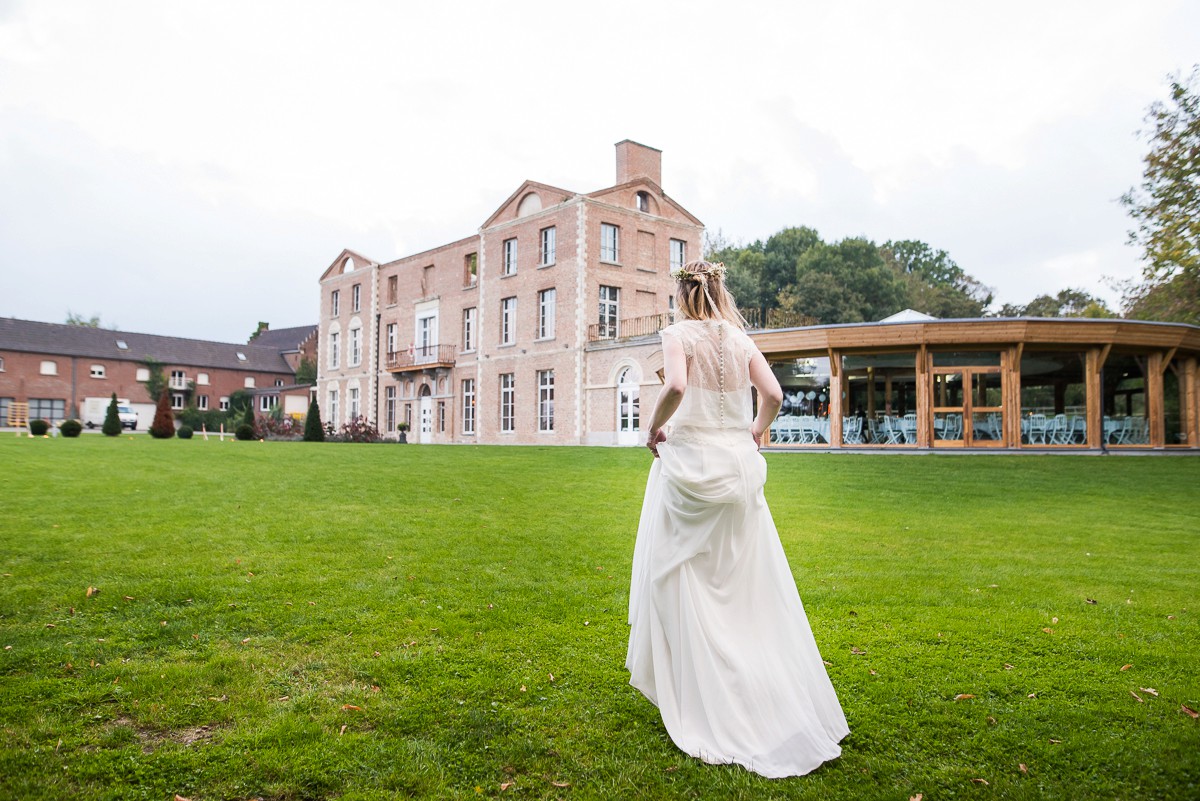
[
  {"x1": 303, "y1": 397, "x2": 324, "y2": 442},
  {"x1": 242, "y1": 401, "x2": 255, "y2": 429},
  {"x1": 150, "y1": 389, "x2": 175, "y2": 439},
  {"x1": 102, "y1": 393, "x2": 122, "y2": 437}
]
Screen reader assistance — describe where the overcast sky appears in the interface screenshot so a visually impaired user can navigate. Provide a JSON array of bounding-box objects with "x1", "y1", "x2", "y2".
[{"x1": 2, "y1": 1, "x2": 1197, "y2": 343}]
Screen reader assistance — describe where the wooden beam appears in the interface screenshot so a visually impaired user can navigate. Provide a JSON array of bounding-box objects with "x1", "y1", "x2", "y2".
[
  {"x1": 1096, "y1": 343, "x2": 1112, "y2": 369},
  {"x1": 827, "y1": 348, "x2": 840, "y2": 379},
  {"x1": 1161, "y1": 347, "x2": 1177, "y2": 372}
]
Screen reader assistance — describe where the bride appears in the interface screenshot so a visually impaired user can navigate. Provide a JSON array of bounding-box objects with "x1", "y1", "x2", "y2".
[{"x1": 626, "y1": 260, "x2": 849, "y2": 778}]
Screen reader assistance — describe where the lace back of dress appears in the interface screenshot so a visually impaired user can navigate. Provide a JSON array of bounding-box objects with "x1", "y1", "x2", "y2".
[{"x1": 684, "y1": 321, "x2": 752, "y2": 395}]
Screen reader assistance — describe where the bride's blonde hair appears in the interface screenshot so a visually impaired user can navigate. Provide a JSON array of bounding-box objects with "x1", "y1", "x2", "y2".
[{"x1": 672, "y1": 260, "x2": 747, "y2": 329}]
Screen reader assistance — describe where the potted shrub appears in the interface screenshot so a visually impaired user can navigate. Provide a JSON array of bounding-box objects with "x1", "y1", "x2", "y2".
[{"x1": 397, "y1": 422, "x2": 410, "y2": 444}]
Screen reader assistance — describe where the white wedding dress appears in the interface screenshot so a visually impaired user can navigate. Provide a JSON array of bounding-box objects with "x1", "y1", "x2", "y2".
[{"x1": 626, "y1": 319, "x2": 849, "y2": 778}]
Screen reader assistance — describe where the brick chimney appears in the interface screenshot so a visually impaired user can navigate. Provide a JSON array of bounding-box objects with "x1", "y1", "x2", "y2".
[{"x1": 615, "y1": 139, "x2": 662, "y2": 186}]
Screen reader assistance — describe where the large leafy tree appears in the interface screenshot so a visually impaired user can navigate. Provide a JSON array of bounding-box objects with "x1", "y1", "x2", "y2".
[
  {"x1": 880, "y1": 240, "x2": 993, "y2": 318},
  {"x1": 778, "y1": 237, "x2": 908, "y2": 323},
  {"x1": 1120, "y1": 66, "x2": 1200, "y2": 324},
  {"x1": 997, "y1": 288, "x2": 1116, "y2": 318}
]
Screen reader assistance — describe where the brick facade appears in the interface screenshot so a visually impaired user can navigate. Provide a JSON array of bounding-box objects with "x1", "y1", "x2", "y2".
[{"x1": 317, "y1": 141, "x2": 704, "y2": 445}]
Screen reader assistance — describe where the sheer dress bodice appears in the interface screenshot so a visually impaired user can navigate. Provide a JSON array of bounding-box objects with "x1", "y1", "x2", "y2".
[{"x1": 661, "y1": 319, "x2": 756, "y2": 433}]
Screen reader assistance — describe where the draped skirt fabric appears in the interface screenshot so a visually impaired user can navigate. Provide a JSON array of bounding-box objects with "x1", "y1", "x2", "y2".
[{"x1": 626, "y1": 430, "x2": 849, "y2": 778}]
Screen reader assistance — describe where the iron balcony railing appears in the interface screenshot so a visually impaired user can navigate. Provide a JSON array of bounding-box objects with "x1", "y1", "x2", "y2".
[
  {"x1": 386, "y1": 344, "x2": 457, "y2": 371},
  {"x1": 588, "y1": 312, "x2": 671, "y2": 342}
]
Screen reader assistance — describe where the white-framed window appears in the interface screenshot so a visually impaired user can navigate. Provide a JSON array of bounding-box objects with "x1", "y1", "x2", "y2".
[
  {"x1": 386, "y1": 323, "x2": 397, "y2": 356},
  {"x1": 219, "y1": 396, "x2": 230, "y2": 411},
  {"x1": 540, "y1": 227, "x2": 556, "y2": 266},
  {"x1": 331, "y1": 290, "x2": 340, "y2": 316},
  {"x1": 386, "y1": 386, "x2": 396, "y2": 431},
  {"x1": 462, "y1": 306, "x2": 477, "y2": 352},
  {"x1": 670, "y1": 239, "x2": 687, "y2": 271},
  {"x1": 416, "y1": 314, "x2": 437, "y2": 360},
  {"x1": 600, "y1": 223, "x2": 619, "y2": 262},
  {"x1": 500, "y1": 373, "x2": 515, "y2": 433},
  {"x1": 136, "y1": 367, "x2": 150, "y2": 381},
  {"x1": 438, "y1": 400, "x2": 446, "y2": 432},
  {"x1": 0, "y1": 356, "x2": 5, "y2": 371},
  {"x1": 328, "y1": 388, "x2": 339, "y2": 425},
  {"x1": 40, "y1": 360, "x2": 57, "y2": 376},
  {"x1": 275, "y1": 379, "x2": 284, "y2": 387},
  {"x1": 500, "y1": 297, "x2": 516, "y2": 345},
  {"x1": 350, "y1": 327, "x2": 362, "y2": 367},
  {"x1": 259, "y1": 394, "x2": 278, "y2": 412},
  {"x1": 197, "y1": 395, "x2": 209, "y2": 411},
  {"x1": 538, "y1": 288, "x2": 556, "y2": 340},
  {"x1": 170, "y1": 370, "x2": 186, "y2": 390},
  {"x1": 197, "y1": 372, "x2": 210, "y2": 386},
  {"x1": 537, "y1": 369, "x2": 555, "y2": 432},
  {"x1": 462, "y1": 379, "x2": 476, "y2": 435},
  {"x1": 90, "y1": 364, "x2": 106, "y2": 379},
  {"x1": 503, "y1": 238, "x2": 518, "y2": 275},
  {"x1": 599, "y1": 285, "x2": 620, "y2": 338},
  {"x1": 329, "y1": 331, "x2": 340, "y2": 369},
  {"x1": 352, "y1": 283, "x2": 361, "y2": 313},
  {"x1": 171, "y1": 393, "x2": 185, "y2": 410},
  {"x1": 244, "y1": 377, "x2": 256, "y2": 388},
  {"x1": 349, "y1": 387, "x2": 360, "y2": 418}
]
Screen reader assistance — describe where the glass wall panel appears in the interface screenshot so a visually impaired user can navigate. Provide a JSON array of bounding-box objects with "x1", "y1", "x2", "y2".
[
  {"x1": 1102, "y1": 353, "x2": 1148, "y2": 445},
  {"x1": 770, "y1": 357, "x2": 831, "y2": 445},
  {"x1": 842, "y1": 352, "x2": 917, "y2": 445},
  {"x1": 1020, "y1": 351, "x2": 1088, "y2": 445},
  {"x1": 1164, "y1": 357, "x2": 1187, "y2": 446}
]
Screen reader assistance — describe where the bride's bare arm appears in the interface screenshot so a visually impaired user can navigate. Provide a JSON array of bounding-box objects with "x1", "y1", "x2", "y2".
[
  {"x1": 749, "y1": 349, "x2": 783, "y2": 445},
  {"x1": 645, "y1": 333, "x2": 687, "y2": 455}
]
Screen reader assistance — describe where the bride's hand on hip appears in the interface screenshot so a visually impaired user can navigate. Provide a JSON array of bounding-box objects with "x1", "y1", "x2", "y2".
[{"x1": 647, "y1": 428, "x2": 666, "y2": 458}]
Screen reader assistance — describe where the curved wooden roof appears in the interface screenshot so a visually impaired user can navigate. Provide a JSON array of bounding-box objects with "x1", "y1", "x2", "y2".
[{"x1": 750, "y1": 317, "x2": 1200, "y2": 359}]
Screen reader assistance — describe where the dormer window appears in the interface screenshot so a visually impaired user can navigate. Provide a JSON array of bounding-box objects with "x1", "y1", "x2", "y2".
[
  {"x1": 636, "y1": 191, "x2": 650, "y2": 212},
  {"x1": 116, "y1": 340, "x2": 128, "y2": 350}
]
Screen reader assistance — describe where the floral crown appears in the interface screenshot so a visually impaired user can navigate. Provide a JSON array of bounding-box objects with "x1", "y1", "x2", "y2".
[{"x1": 670, "y1": 261, "x2": 727, "y2": 281}]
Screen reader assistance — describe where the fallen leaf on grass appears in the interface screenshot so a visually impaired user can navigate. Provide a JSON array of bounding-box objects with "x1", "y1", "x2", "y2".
[
  {"x1": 1182, "y1": 704, "x2": 1199, "y2": 719},
  {"x1": 339, "y1": 724, "x2": 347, "y2": 735},
  {"x1": 550, "y1": 781, "x2": 570, "y2": 788},
  {"x1": 910, "y1": 795, "x2": 923, "y2": 801},
  {"x1": 341, "y1": 704, "x2": 362, "y2": 711},
  {"x1": 1052, "y1": 617, "x2": 1059, "y2": 624},
  {"x1": 1019, "y1": 763, "x2": 1028, "y2": 774},
  {"x1": 1042, "y1": 628, "x2": 1053, "y2": 634},
  {"x1": 971, "y1": 778, "x2": 989, "y2": 785},
  {"x1": 500, "y1": 782, "x2": 514, "y2": 791},
  {"x1": 954, "y1": 694, "x2": 975, "y2": 701},
  {"x1": 123, "y1": 596, "x2": 135, "y2": 601},
  {"x1": 1140, "y1": 687, "x2": 1159, "y2": 696},
  {"x1": 548, "y1": 673, "x2": 555, "y2": 682},
  {"x1": 1086, "y1": 598, "x2": 1097, "y2": 605},
  {"x1": 850, "y1": 647, "x2": 867, "y2": 655},
  {"x1": 520, "y1": 685, "x2": 527, "y2": 692},
  {"x1": 987, "y1": 716, "x2": 997, "y2": 725},
  {"x1": 86, "y1": 587, "x2": 99, "y2": 598},
  {"x1": 823, "y1": 660, "x2": 833, "y2": 667},
  {"x1": 869, "y1": 670, "x2": 878, "y2": 676},
  {"x1": 1120, "y1": 664, "x2": 1132, "y2": 671},
  {"x1": 240, "y1": 638, "x2": 250, "y2": 645},
  {"x1": 1049, "y1": 738, "x2": 1062, "y2": 744},
  {"x1": 44, "y1": 623, "x2": 55, "y2": 628},
  {"x1": 1028, "y1": 693, "x2": 1037, "y2": 699},
  {"x1": 1168, "y1": 615, "x2": 1176, "y2": 620},
  {"x1": 1130, "y1": 691, "x2": 1144, "y2": 703},
  {"x1": 176, "y1": 796, "x2": 193, "y2": 801},
  {"x1": 1004, "y1": 663, "x2": 1015, "y2": 670}
]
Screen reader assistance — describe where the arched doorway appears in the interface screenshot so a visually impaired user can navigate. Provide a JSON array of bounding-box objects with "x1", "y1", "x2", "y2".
[
  {"x1": 418, "y1": 383, "x2": 433, "y2": 444},
  {"x1": 616, "y1": 366, "x2": 641, "y2": 446}
]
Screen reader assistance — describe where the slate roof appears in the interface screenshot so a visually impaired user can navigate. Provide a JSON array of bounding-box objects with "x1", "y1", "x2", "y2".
[
  {"x1": 249, "y1": 325, "x2": 317, "y2": 351},
  {"x1": 0, "y1": 317, "x2": 294, "y2": 374}
]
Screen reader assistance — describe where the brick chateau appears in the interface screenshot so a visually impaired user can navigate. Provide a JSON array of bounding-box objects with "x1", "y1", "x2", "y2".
[{"x1": 318, "y1": 140, "x2": 703, "y2": 445}]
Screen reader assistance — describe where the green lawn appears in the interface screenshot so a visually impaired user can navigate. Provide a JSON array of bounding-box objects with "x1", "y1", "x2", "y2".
[{"x1": 0, "y1": 436, "x2": 1197, "y2": 801}]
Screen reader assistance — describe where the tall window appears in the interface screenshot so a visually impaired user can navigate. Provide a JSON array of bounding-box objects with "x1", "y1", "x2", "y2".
[
  {"x1": 438, "y1": 400, "x2": 446, "y2": 432},
  {"x1": 387, "y1": 275, "x2": 398, "y2": 305},
  {"x1": 170, "y1": 370, "x2": 186, "y2": 389},
  {"x1": 349, "y1": 327, "x2": 361, "y2": 367},
  {"x1": 352, "y1": 283, "x2": 361, "y2": 312},
  {"x1": 538, "y1": 370, "x2": 555, "y2": 432},
  {"x1": 462, "y1": 379, "x2": 476, "y2": 435},
  {"x1": 463, "y1": 306, "x2": 477, "y2": 352},
  {"x1": 386, "y1": 323, "x2": 397, "y2": 355},
  {"x1": 600, "y1": 223, "x2": 619, "y2": 262},
  {"x1": 500, "y1": 373, "x2": 515, "y2": 433},
  {"x1": 197, "y1": 395, "x2": 209, "y2": 411},
  {"x1": 386, "y1": 386, "x2": 396, "y2": 431},
  {"x1": 172, "y1": 393, "x2": 186, "y2": 410},
  {"x1": 538, "y1": 288, "x2": 556, "y2": 339},
  {"x1": 503, "y1": 238, "x2": 518, "y2": 275},
  {"x1": 670, "y1": 239, "x2": 687, "y2": 271},
  {"x1": 540, "y1": 227, "x2": 556, "y2": 266},
  {"x1": 349, "y1": 387, "x2": 360, "y2": 418},
  {"x1": 500, "y1": 297, "x2": 516, "y2": 345},
  {"x1": 599, "y1": 285, "x2": 620, "y2": 338},
  {"x1": 331, "y1": 290, "x2": 340, "y2": 316},
  {"x1": 259, "y1": 394, "x2": 278, "y2": 412},
  {"x1": 329, "y1": 331, "x2": 340, "y2": 369},
  {"x1": 328, "y1": 388, "x2": 339, "y2": 426},
  {"x1": 464, "y1": 252, "x2": 478, "y2": 286}
]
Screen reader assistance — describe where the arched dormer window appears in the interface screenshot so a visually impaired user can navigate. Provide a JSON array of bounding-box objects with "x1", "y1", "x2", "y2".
[{"x1": 636, "y1": 191, "x2": 651, "y2": 213}]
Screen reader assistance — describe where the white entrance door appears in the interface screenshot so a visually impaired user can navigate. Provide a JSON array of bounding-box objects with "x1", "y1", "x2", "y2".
[
  {"x1": 419, "y1": 394, "x2": 433, "y2": 444},
  {"x1": 617, "y1": 367, "x2": 640, "y2": 446}
]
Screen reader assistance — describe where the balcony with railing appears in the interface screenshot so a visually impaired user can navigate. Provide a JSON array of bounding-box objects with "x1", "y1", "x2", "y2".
[
  {"x1": 386, "y1": 344, "x2": 457, "y2": 372},
  {"x1": 588, "y1": 312, "x2": 670, "y2": 342}
]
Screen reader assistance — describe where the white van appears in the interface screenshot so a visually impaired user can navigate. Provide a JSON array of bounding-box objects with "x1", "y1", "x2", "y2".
[{"x1": 82, "y1": 397, "x2": 139, "y2": 430}]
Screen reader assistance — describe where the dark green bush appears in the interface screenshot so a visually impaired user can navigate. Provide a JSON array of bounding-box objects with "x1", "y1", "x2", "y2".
[
  {"x1": 29, "y1": 419, "x2": 49, "y2": 436},
  {"x1": 59, "y1": 419, "x2": 83, "y2": 437},
  {"x1": 102, "y1": 393, "x2": 122, "y2": 437},
  {"x1": 177, "y1": 425, "x2": 194, "y2": 439},
  {"x1": 303, "y1": 397, "x2": 324, "y2": 442},
  {"x1": 235, "y1": 423, "x2": 256, "y2": 441}
]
